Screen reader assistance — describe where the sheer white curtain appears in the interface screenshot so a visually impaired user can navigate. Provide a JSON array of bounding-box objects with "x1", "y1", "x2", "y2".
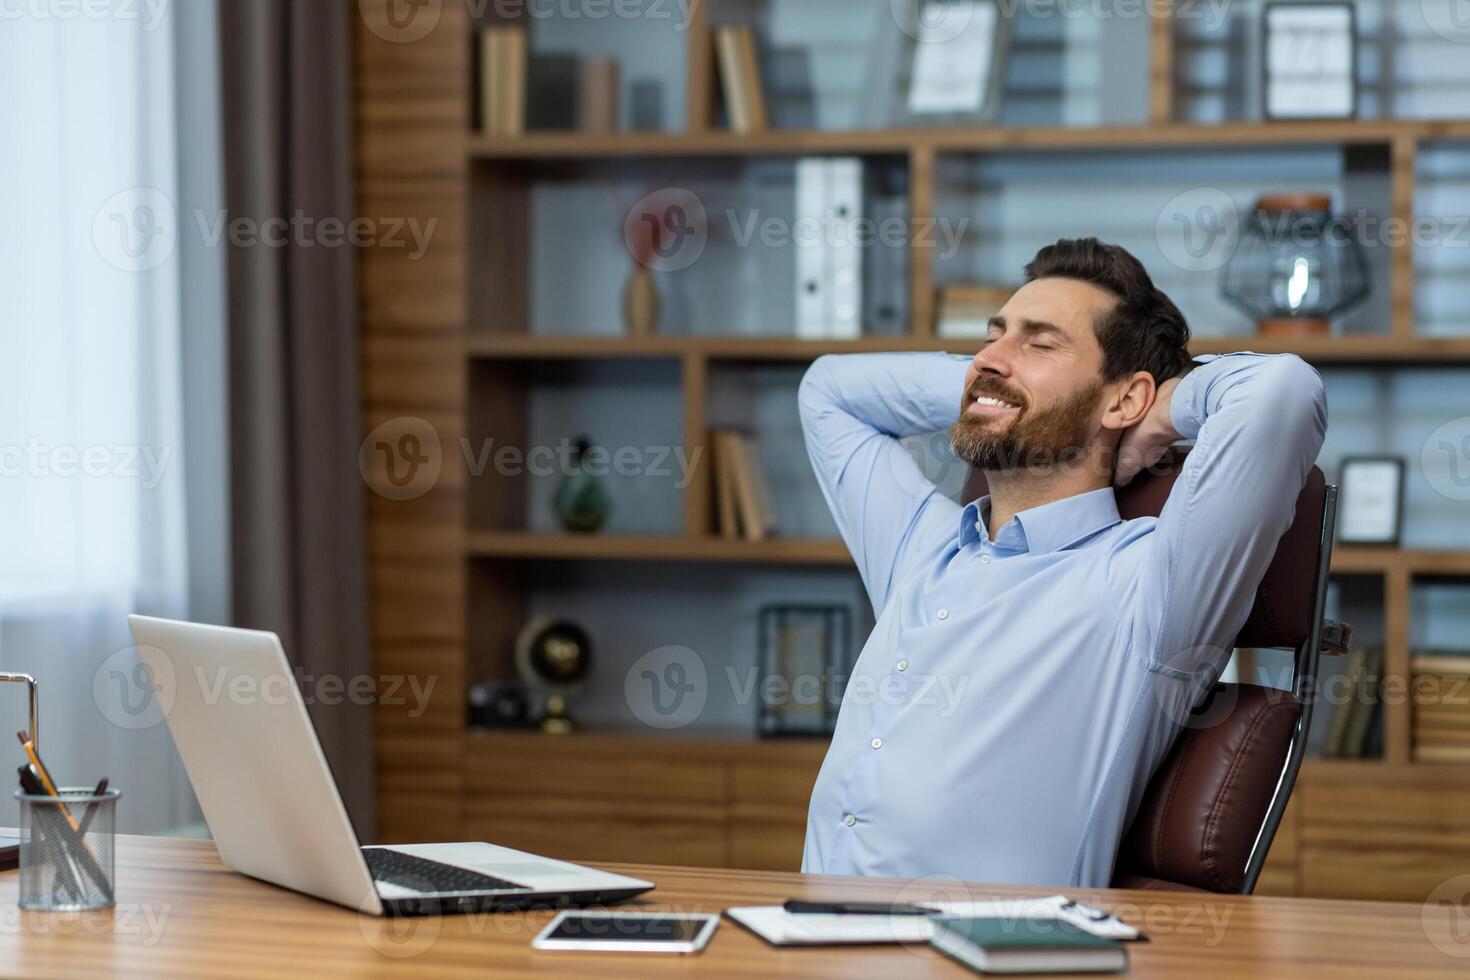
[{"x1": 0, "y1": 5, "x2": 213, "y2": 831}]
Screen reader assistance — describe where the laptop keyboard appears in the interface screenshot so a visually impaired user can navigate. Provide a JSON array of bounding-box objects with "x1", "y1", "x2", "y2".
[{"x1": 364, "y1": 848, "x2": 531, "y2": 894}]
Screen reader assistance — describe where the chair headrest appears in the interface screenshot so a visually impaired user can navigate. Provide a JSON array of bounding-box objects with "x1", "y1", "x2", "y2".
[{"x1": 962, "y1": 449, "x2": 1326, "y2": 649}]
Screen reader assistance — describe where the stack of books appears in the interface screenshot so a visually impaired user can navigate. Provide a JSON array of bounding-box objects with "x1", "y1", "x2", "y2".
[
  {"x1": 1322, "y1": 646, "x2": 1383, "y2": 759},
  {"x1": 1412, "y1": 651, "x2": 1470, "y2": 764},
  {"x1": 714, "y1": 25, "x2": 767, "y2": 133},
  {"x1": 710, "y1": 429, "x2": 776, "y2": 541},
  {"x1": 479, "y1": 26, "x2": 527, "y2": 136}
]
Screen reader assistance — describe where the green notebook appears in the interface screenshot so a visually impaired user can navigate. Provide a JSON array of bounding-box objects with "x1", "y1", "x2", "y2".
[{"x1": 930, "y1": 916, "x2": 1129, "y2": 975}]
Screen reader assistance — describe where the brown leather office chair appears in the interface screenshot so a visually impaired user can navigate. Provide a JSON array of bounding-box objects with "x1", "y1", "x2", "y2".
[{"x1": 964, "y1": 449, "x2": 1347, "y2": 894}]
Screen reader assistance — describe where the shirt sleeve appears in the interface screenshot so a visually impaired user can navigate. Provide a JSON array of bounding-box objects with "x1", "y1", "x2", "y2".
[
  {"x1": 1132, "y1": 352, "x2": 1328, "y2": 675},
  {"x1": 798, "y1": 353, "x2": 970, "y2": 613}
]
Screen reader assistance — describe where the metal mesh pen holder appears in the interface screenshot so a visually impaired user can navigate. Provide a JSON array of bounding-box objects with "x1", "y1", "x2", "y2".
[{"x1": 16, "y1": 787, "x2": 120, "y2": 911}]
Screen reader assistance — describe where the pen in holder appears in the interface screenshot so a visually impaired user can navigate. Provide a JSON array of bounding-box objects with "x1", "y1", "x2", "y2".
[{"x1": 16, "y1": 786, "x2": 120, "y2": 911}]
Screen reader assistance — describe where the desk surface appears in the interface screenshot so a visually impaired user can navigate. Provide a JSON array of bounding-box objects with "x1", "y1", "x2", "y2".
[{"x1": 0, "y1": 835, "x2": 1462, "y2": 977}]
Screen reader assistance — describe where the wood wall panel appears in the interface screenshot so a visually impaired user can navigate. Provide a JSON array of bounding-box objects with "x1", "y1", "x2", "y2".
[
  {"x1": 729, "y1": 761, "x2": 818, "y2": 871},
  {"x1": 356, "y1": 0, "x2": 470, "y2": 842},
  {"x1": 1300, "y1": 769, "x2": 1470, "y2": 902},
  {"x1": 370, "y1": 560, "x2": 463, "y2": 643},
  {"x1": 458, "y1": 732, "x2": 829, "y2": 869},
  {"x1": 368, "y1": 509, "x2": 463, "y2": 563},
  {"x1": 362, "y1": 334, "x2": 465, "y2": 411},
  {"x1": 357, "y1": 184, "x2": 464, "y2": 331},
  {"x1": 463, "y1": 735, "x2": 729, "y2": 867}
]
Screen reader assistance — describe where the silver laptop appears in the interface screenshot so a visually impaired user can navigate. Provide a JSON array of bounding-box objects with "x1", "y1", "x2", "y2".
[{"x1": 127, "y1": 615, "x2": 653, "y2": 916}]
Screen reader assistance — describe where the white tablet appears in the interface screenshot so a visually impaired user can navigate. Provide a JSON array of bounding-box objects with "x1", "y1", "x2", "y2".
[{"x1": 532, "y1": 910, "x2": 719, "y2": 953}]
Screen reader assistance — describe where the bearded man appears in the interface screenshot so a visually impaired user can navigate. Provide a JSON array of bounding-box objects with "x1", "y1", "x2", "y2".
[{"x1": 797, "y1": 238, "x2": 1327, "y2": 887}]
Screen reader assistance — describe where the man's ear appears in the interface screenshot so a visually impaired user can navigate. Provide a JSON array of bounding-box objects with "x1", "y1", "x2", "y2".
[{"x1": 1100, "y1": 371, "x2": 1156, "y2": 432}]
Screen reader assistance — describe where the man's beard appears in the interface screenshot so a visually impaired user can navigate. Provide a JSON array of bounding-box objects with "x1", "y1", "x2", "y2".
[{"x1": 948, "y1": 377, "x2": 1102, "y2": 472}]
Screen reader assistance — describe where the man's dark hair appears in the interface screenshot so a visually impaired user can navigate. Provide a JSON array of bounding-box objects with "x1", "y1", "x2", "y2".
[{"x1": 1023, "y1": 238, "x2": 1192, "y2": 384}]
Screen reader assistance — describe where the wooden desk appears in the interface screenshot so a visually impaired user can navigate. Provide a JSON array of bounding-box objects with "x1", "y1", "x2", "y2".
[{"x1": 0, "y1": 835, "x2": 1461, "y2": 977}]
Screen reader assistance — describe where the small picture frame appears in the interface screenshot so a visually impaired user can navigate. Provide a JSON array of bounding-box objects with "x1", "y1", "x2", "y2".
[
  {"x1": 1338, "y1": 456, "x2": 1404, "y2": 546},
  {"x1": 1262, "y1": 1, "x2": 1357, "y2": 121},
  {"x1": 893, "y1": 0, "x2": 1011, "y2": 127},
  {"x1": 757, "y1": 605, "x2": 853, "y2": 738}
]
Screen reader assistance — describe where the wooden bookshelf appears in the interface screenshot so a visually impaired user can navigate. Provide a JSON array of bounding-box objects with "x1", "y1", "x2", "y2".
[
  {"x1": 464, "y1": 333, "x2": 1470, "y2": 364},
  {"x1": 463, "y1": 531, "x2": 851, "y2": 564},
  {"x1": 357, "y1": 0, "x2": 1470, "y2": 902},
  {"x1": 467, "y1": 118, "x2": 1470, "y2": 159}
]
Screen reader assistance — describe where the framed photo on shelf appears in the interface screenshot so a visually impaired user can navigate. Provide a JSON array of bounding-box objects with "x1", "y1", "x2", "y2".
[
  {"x1": 1337, "y1": 456, "x2": 1405, "y2": 546},
  {"x1": 880, "y1": 0, "x2": 1011, "y2": 128},
  {"x1": 1262, "y1": 1, "x2": 1357, "y2": 120}
]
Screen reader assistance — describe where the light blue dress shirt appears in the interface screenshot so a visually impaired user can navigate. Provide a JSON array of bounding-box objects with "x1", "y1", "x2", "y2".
[{"x1": 798, "y1": 351, "x2": 1327, "y2": 888}]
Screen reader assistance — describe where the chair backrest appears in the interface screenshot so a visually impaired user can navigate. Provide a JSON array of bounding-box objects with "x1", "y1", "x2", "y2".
[{"x1": 963, "y1": 451, "x2": 1338, "y2": 893}]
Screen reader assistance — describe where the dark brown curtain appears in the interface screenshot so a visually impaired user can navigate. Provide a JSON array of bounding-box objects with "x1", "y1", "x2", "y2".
[{"x1": 218, "y1": 0, "x2": 374, "y2": 836}]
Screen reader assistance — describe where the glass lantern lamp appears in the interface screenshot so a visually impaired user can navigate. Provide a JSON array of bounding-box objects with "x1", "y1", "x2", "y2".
[{"x1": 1220, "y1": 193, "x2": 1370, "y2": 336}]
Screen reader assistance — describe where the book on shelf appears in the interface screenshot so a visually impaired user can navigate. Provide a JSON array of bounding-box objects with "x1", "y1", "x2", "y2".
[
  {"x1": 1322, "y1": 648, "x2": 1363, "y2": 758},
  {"x1": 936, "y1": 283, "x2": 1015, "y2": 338},
  {"x1": 1322, "y1": 646, "x2": 1382, "y2": 759},
  {"x1": 1414, "y1": 744, "x2": 1470, "y2": 764},
  {"x1": 714, "y1": 431, "x2": 740, "y2": 541},
  {"x1": 1410, "y1": 649, "x2": 1470, "y2": 764},
  {"x1": 714, "y1": 25, "x2": 768, "y2": 134},
  {"x1": 1342, "y1": 645, "x2": 1382, "y2": 759},
  {"x1": 527, "y1": 54, "x2": 579, "y2": 130},
  {"x1": 1415, "y1": 705, "x2": 1470, "y2": 728},
  {"x1": 578, "y1": 57, "x2": 620, "y2": 133},
  {"x1": 711, "y1": 429, "x2": 776, "y2": 542},
  {"x1": 1410, "y1": 652, "x2": 1470, "y2": 676},
  {"x1": 479, "y1": 26, "x2": 527, "y2": 137}
]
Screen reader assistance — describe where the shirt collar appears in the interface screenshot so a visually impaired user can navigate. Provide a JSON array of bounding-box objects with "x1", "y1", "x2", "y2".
[{"x1": 959, "y1": 487, "x2": 1122, "y2": 555}]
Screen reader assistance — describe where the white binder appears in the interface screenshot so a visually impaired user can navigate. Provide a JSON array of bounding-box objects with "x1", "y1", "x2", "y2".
[{"x1": 794, "y1": 156, "x2": 864, "y2": 339}]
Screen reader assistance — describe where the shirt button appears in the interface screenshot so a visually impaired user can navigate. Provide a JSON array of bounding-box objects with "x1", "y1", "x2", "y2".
[
  {"x1": 974, "y1": 521, "x2": 984, "y2": 533},
  {"x1": 936, "y1": 608, "x2": 949, "y2": 620},
  {"x1": 870, "y1": 737, "x2": 883, "y2": 750},
  {"x1": 896, "y1": 659, "x2": 909, "y2": 672},
  {"x1": 843, "y1": 814, "x2": 856, "y2": 827},
  {"x1": 979, "y1": 554, "x2": 991, "y2": 565}
]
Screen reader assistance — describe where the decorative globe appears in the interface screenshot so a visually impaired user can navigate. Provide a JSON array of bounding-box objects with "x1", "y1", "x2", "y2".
[
  {"x1": 514, "y1": 617, "x2": 593, "y2": 735},
  {"x1": 522, "y1": 621, "x2": 591, "y2": 688}
]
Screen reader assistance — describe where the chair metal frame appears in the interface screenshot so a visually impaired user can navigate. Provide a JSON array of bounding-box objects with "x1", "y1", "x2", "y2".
[{"x1": 1238, "y1": 484, "x2": 1341, "y2": 894}]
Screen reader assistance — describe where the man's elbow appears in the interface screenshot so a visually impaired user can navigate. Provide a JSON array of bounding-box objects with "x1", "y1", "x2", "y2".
[
  {"x1": 1260, "y1": 354, "x2": 1328, "y2": 446},
  {"x1": 798, "y1": 355, "x2": 841, "y2": 423}
]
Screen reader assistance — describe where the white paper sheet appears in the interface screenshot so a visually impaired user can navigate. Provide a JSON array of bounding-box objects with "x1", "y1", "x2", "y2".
[{"x1": 726, "y1": 894, "x2": 1142, "y2": 947}]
